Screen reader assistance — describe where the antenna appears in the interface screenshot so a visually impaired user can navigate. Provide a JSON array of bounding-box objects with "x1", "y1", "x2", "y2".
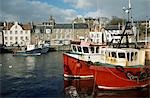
[{"x1": 129, "y1": 0, "x2": 131, "y2": 9}]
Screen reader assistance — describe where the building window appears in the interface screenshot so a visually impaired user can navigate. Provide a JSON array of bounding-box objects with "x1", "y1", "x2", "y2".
[
  {"x1": 5, "y1": 42, "x2": 8, "y2": 45},
  {"x1": 20, "y1": 31, "x2": 23, "y2": 34},
  {"x1": 15, "y1": 26, "x2": 17, "y2": 29},
  {"x1": 15, "y1": 31, "x2": 17, "y2": 34},
  {"x1": 97, "y1": 34, "x2": 99, "y2": 37},
  {"x1": 10, "y1": 31, "x2": 12, "y2": 34},
  {"x1": 25, "y1": 36, "x2": 28, "y2": 40},
  {"x1": 10, "y1": 36, "x2": 13, "y2": 40},
  {"x1": 20, "y1": 36, "x2": 24, "y2": 40},
  {"x1": 15, "y1": 37, "x2": 18, "y2": 40},
  {"x1": 10, "y1": 42, "x2": 13, "y2": 45},
  {"x1": 5, "y1": 31, "x2": 7, "y2": 34},
  {"x1": 25, "y1": 31, "x2": 28, "y2": 34},
  {"x1": 5, "y1": 37, "x2": 8, "y2": 40}
]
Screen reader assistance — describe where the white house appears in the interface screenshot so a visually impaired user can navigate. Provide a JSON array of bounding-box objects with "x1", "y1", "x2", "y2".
[
  {"x1": 89, "y1": 31, "x2": 107, "y2": 44},
  {"x1": 3, "y1": 22, "x2": 31, "y2": 46},
  {"x1": 89, "y1": 25, "x2": 133, "y2": 44}
]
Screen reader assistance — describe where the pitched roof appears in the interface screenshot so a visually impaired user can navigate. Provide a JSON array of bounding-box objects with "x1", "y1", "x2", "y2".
[
  {"x1": 3, "y1": 22, "x2": 31, "y2": 30},
  {"x1": 21, "y1": 24, "x2": 32, "y2": 30},
  {"x1": 3, "y1": 22, "x2": 14, "y2": 30}
]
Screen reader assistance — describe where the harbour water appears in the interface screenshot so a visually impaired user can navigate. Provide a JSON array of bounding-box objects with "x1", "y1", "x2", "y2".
[{"x1": 0, "y1": 52, "x2": 149, "y2": 98}]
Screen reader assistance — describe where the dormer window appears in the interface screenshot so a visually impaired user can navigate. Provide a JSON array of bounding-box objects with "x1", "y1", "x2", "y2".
[{"x1": 15, "y1": 26, "x2": 17, "y2": 29}]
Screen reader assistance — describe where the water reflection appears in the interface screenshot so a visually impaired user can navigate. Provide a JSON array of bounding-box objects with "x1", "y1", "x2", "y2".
[
  {"x1": 64, "y1": 78, "x2": 94, "y2": 98},
  {"x1": 26, "y1": 57, "x2": 35, "y2": 71},
  {"x1": 0, "y1": 52, "x2": 65, "y2": 98},
  {"x1": 64, "y1": 78, "x2": 149, "y2": 98}
]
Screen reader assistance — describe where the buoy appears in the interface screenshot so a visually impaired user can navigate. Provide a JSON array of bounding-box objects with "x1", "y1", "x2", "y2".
[{"x1": 9, "y1": 65, "x2": 12, "y2": 68}]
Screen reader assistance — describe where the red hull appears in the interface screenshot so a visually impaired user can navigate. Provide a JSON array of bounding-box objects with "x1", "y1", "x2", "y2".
[
  {"x1": 63, "y1": 53, "x2": 93, "y2": 78},
  {"x1": 63, "y1": 53, "x2": 150, "y2": 90},
  {"x1": 90, "y1": 66, "x2": 149, "y2": 90},
  {"x1": 64, "y1": 78, "x2": 94, "y2": 94}
]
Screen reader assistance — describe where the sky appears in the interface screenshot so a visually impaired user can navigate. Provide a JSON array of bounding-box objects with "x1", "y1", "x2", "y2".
[{"x1": 0, "y1": 0, "x2": 150, "y2": 23}]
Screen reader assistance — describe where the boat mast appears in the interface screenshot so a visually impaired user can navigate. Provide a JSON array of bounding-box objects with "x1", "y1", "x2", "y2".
[{"x1": 118, "y1": 0, "x2": 136, "y2": 48}]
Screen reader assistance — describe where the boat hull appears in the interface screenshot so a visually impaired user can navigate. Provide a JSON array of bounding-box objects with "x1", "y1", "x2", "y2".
[
  {"x1": 63, "y1": 53, "x2": 93, "y2": 79},
  {"x1": 90, "y1": 66, "x2": 149, "y2": 90},
  {"x1": 63, "y1": 52, "x2": 149, "y2": 90},
  {"x1": 13, "y1": 51, "x2": 41, "y2": 56},
  {"x1": 41, "y1": 47, "x2": 49, "y2": 54}
]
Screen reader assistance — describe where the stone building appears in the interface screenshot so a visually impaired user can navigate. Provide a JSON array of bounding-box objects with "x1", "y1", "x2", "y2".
[
  {"x1": 32, "y1": 17, "x2": 89, "y2": 46},
  {"x1": 51, "y1": 23, "x2": 89, "y2": 45}
]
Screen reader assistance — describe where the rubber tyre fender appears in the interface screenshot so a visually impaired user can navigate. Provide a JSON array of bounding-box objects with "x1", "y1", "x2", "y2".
[{"x1": 115, "y1": 65, "x2": 125, "y2": 73}]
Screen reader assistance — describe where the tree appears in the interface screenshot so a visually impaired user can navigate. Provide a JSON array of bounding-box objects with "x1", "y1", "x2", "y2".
[{"x1": 108, "y1": 16, "x2": 125, "y2": 25}]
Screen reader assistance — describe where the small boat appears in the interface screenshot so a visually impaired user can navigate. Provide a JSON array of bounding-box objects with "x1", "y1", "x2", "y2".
[
  {"x1": 13, "y1": 44, "x2": 42, "y2": 56},
  {"x1": 38, "y1": 43, "x2": 50, "y2": 54}
]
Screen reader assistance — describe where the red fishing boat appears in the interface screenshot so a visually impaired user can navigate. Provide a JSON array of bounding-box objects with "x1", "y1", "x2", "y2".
[{"x1": 63, "y1": 40, "x2": 150, "y2": 90}]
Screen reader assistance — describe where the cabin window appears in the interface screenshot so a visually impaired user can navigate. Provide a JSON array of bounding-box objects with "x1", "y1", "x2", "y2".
[
  {"x1": 118, "y1": 52, "x2": 125, "y2": 58},
  {"x1": 83, "y1": 47, "x2": 89, "y2": 53},
  {"x1": 73, "y1": 46, "x2": 77, "y2": 52},
  {"x1": 77, "y1": 46, "x2": 82, "y2": 52},
  {"x1": 131, "y1": 52, "x2": 137, "y2": 61},
  {"x1": 134, "y1": 52, "x2": 137, "y2": 60},
  {"x1": 96, "y1": 47, "x2": 99, "y2": 53},
  {"x1": 111, "y1": 52, "x2": 117, "y2": 58},
  {"x1": 131, "y1": 52, "x2": 134, "y2": 61},
  {"x1": 101, "y1": 50, "x2": 105, "y2": 55},
  {"x1": 127, "y1": 52, "x2": 130, "y2": 61},
  {"x1": 109, "y1": 52, "x2": 111, "y2": 57},
  {"x1": 90, "y1": 47, "x2": 94, "y2": 53}
]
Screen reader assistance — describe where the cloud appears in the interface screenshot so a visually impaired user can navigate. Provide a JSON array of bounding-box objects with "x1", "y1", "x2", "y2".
[
  {"x1": 64, "y1": 0, "x2": 150, "y2": 20},
  {"x1": 0, "y1": 0, "x2": 77, "y2": 22},
  {"x1": 64, "y1": 0, "x2": 93, "y2": 9},
  {"x1": 0, "y1": 0, "x2": 149, "y2": 23}
]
